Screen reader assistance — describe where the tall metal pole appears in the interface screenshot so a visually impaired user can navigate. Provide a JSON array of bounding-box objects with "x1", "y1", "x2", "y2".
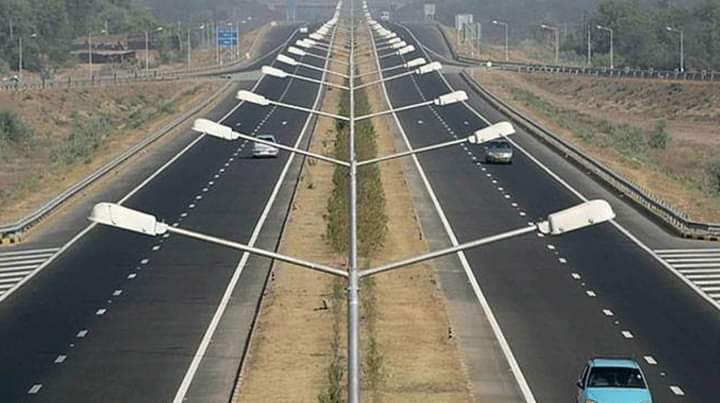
[
  {"x1": 89, "y1": 32, "x2": 93, "y2": 80},
  {"x1": 145, "y1": 30, "x2": 149, "y2": 74},
  {"x1": 587, "y1": 27, "x2": 591, "y2": 66},
  {"x1": 609, "y1": 28, "x2": 614, "y2": 69},
  {"x1": 554, "y1": 28, "x2": 559, "y2": 65},
  {"x1": 187, "y1": 29, "x2": 192, "y2": 69},
  {"x1": 504, "y1": 23, "x2": 509, "y2": 62},
  {"x1": 680, "y1": 29, "x2": 684, "y2": 72},
  {"x1": 347, "y1": 1, "x2": 360, "y2": 401},
  {"x1": 18, "y1": 36, "x2": 22, "y2": 81}
]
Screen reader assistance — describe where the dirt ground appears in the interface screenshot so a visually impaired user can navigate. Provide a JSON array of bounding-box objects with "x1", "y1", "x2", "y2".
[
  {"x1": 0, "y1": 79, "x2": 222, "y2": 223},
  {"x1": 470, "y1": 69, "x2": 720, "y2": 221},
  {"x1": 235, "y1": 25, "x2": 474, "y2": 403},
  {"x1": 440, "y1": 25, "x2": 548, "y2": 65}
]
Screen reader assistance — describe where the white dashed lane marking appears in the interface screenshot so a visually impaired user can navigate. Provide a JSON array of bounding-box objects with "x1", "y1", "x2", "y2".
[
  {"x1": 654, "y1": 249, "x2": 720, "y2": 301},
  {"x1": 0, "y1": 248, "x2": 60, "y2": 298}
]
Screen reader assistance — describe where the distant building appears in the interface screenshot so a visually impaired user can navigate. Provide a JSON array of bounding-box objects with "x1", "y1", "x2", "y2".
[{"x1": 70, "y1": 34, "x2": 136, "y2": 64}]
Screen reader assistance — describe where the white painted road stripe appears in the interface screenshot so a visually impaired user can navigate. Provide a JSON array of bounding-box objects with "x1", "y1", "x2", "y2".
[
  {"x1": 0, "y1": 259, "x2": 46, "y2": 267},
  {"x1": 670, "y1": 385, "x2": 685, "y2": 396},
  {"x1": 672, "y1": 263, "x2": 720, "y2": 268},
  {"x1": 654, "y1": 248, "x2": 720, "y2": 253},
  {"x1": 0, "y1": 253, "x2": 56, "y2": 263},
  {"x1": 666, "y1": 258, "x2": 720, "y2": 263},
  {"x1": 0, "y1": 248, "x2": 59, "y2": 257},
  {"x1": 0, "y1": 265, "x2": 39, "y2": 272},
  {"x1": 0, "y1": 270, "x2": 32, "y2": 278}
]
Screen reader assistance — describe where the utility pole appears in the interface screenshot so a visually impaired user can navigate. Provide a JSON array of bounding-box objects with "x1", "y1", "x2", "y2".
[{"x1": 587, "y1": 27, "x2": 592, "y2": 66}]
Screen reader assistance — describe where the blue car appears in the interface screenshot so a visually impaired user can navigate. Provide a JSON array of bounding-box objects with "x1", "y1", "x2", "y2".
[{"x1": 576, "y1": 358, "x2": 653, "y2": 403}]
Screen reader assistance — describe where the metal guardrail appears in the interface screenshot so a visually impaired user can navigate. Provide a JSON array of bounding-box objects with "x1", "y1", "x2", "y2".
[
  {"x1": 0, "y1": 27, "x2": 302, "y2": 244},
  {"x1": 458, "y1": 71, "x2": 720, "y2": 240},
  {"x1": 458, "y1": 55, "x2": 720, "y2": 82},
  {"x1": 413, "y1": 21, "x2": 720, "y2": 83}
]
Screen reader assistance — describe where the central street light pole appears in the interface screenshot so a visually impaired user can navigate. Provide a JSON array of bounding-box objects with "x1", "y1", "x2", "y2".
[
  {"x1": 145, "y1": 26, "x2": 163, "y2": 74},
  {"x1": 90, "y1": 5, "x2": 617, "y2": 403},
  {"x1": 595, "y1": 24, "x2": 614, "y2": 69}
]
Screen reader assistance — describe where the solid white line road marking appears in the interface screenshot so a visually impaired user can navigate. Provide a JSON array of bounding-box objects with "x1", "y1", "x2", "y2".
[
  {"x1": 0, "y1": 248, "x2": 60, "y2": 257},
  {"x1": 643, "y1": 355, "x2": 657, "y2": 365},
  {"x1": 709, "y1": 293, "x2": 720, "y2": 299},
  {"x1": 621, "y1": 330, "x2": 634, "y2": 339},
  {"x1": 654, "y1": 249, "x2": 720, "y2": 254},
  {"x1": 672, "y1": 263, "x2": 720, "y2": 268},
  {"x1": 695, "y1": 280, "x2": 720, "y2": 285},
  {"x1": 679, "y1": 268, "x2": 720, "y2": 274},
  {"x1": 0, "y1": 270, "x2": 32, "y2": 278},
  {"x1": 28, "y1": 384, "x2": 42, "y2": 394},
  {"x1": 686, "y1": 273, "x2": 720, "y2": 279},
  {"x1": 54, "y1": 355, "x2": 67, "y2": 364},
  {"x1": 670, "y1": 385, "x2": 685, "y2": 396},
  {"x1": 0, "y1": 253, "x2": 56, "y2": 263},
  {"x1": 0, "y1": 259, "x2": 46, "y2": 267},
  {"x1": 0, "y1": 265, "x2": 39, "y2": 272}
]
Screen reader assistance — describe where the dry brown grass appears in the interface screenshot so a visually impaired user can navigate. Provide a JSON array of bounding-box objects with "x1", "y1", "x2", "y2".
[{"x1": 0, "y1": 80, "x2": 221, "y2": 223}]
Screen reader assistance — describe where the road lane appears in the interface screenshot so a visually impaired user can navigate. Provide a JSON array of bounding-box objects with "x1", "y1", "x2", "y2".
[{"x1": 375, "y1": 23, "x2": 720, "y2": 403}]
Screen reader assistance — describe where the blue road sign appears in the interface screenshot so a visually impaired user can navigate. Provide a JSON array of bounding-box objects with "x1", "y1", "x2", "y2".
[{"x1": 217, "y1": 28, "x2": 238, "y2": 48}]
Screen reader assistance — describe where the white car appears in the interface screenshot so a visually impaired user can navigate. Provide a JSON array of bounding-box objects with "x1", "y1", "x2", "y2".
[{"x1": 252, "y1": 135, "x2": 279, "y2": 158}]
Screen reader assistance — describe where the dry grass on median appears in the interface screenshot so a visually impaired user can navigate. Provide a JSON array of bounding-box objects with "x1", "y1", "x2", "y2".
[{"x1": 235, "y1": 26, "x2": 473, "y2": 403}]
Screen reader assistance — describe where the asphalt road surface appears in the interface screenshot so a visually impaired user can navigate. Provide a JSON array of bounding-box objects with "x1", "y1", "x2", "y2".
[{"x1": 0, "y1": 25, "x2": 333, "y2": 403}]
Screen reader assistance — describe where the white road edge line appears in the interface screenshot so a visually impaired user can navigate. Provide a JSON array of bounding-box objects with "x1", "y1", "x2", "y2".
[
  {"x1": 0, "y1": 52, "x2": 271, "y2": 305},
  {"x1": 171, "y1": 27, "x2": 336, "y2": 403},
  {"x1": 374, "y1": 27, "x2": 537, "y2": 403}
]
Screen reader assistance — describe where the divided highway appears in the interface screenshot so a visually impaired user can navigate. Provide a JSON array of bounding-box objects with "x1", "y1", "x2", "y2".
[
  {"x1": 0, "y1": 26, "x2": 332, "y2": 403},
  {"x1": 375, "y1": 21, "x2": 719, "y2": 403}
]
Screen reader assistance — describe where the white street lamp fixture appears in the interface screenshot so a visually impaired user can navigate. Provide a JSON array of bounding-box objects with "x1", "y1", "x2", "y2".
[
  {"x1": 90, "y1": 203, "x2": 168, "y2": 236},
  {"x1": 90, "y1": 203, "x2": 347, "y2": 277},
  {"x1": 236, "y1": 90, "x2": 349, "y2": 121},
  {"x1": 276, "y1": 54, "x2": 349, "y2": 78},
  {"x1": 287, "y1": 46, "x2": 350, "y2": 65},
  {"x1": 396, "y1": 45, "x2": 415, "y2": 56},
  {"x1": 416, "y1": 61, "x2": 442, "y2": 75},
  {"x1": 310, "y1": 33, "x2": 325, "y2": 41},
  {"x1": 358, "y1": 121, "x2": 516, "y2": 166},
  {"x1": 354, "y1": 61, "x2": 442, "y2": 90},
  {"x1": 236, "y1": 90, "x2": 271, "y2": 106},
  {"x1": 434, "y1": 90, "x2": 468, "y2": 105},
  {"x1": 193, "y1": 119, "x2": 349, "y2": 166},
  {"x1": 276, "y1": 54, "x2": 298, "y2": 66},
  {"x1": 356, "y1": 57, "x2": 428, "y2": 78},
  {"x1": 360, "y1": 200, "x2": 615, "y2": 277},
  {"x1": 538, "y1": 200, "x2": 615, "y2": 235},
  {"x1": 261, "y1": 65, "x2": 350, "y2": 89},
  {"x1": 261, "y1": 65, "x2": 289, "y2": 78}
]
